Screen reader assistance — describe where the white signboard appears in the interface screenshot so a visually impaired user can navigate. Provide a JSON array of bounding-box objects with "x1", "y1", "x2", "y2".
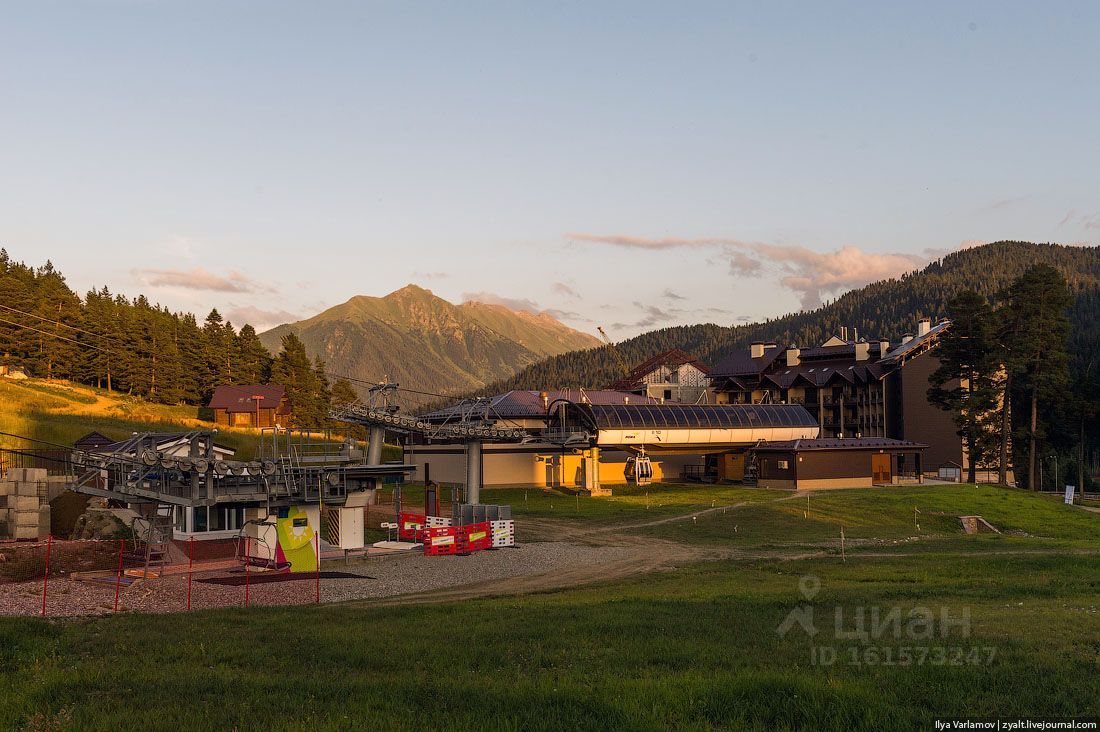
[{"x1": 1065, "y1": 484, "x2": 1076, "y2": 505}]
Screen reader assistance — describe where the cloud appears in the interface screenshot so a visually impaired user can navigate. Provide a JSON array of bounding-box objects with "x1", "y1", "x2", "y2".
[
  {"x1": 543, "y1": 308, "x2": 591, "y2": 323},
  {"x1": 566, "y1": 232, "x2": 745, "y2": 250},
  {"x1": 662, "y1": 288, "x2": 687, "y2": 300},
  {"x1": 134, "y1": 266, "x2": 266, "y2": 293},
  {"x1": 414, "y1": 271, "x2": 449, "y2": 280},
  {"x1": 551, "y1": 282, "x2": 579, "y2": 298},
  {"x1": 461, "y1": 291, "x2": 540, "y2": 314},
  {"x1": 225, "y1": 305, "x2": 302, "y2": 332},
  {"x1": 1055, "y1": 210, "x2": 1100, "y2": 230},
  {"x1": 743, "y1": 243, "x2": 926, "y2": 309},
  {"x1": 570, "y1": 232, "x2": 931, "y2": 311}
]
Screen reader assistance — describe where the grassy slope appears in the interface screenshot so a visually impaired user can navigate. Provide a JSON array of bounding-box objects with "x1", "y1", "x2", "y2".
[
  {"x1": 2, "y1": 484, "x2": 1100, "y2": 729},
  {"x1": 0, "y1": 379, "x2": 268, "y2": 458},
  {"x1": 639, "y1": 483, "x2": 1100, "y2": 548}
]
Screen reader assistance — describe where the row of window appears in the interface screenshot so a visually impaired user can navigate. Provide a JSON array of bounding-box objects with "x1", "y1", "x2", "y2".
[{"x1": 173, "y1": 505, "x2": 246, "y2": 533}]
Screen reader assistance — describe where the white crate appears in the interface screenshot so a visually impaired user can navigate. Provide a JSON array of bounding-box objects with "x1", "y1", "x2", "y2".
[
  {"x1": 490, "y1": 520, "x2": 515, "y2": 548},
  {"x1": 425, "y1": 516, "x2": 453, "y2": 528}
]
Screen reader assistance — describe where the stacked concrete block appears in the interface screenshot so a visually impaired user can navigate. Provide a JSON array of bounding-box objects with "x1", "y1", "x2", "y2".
[{"x1": 0, "y1": 468, "x2": 51, "y2": 539}]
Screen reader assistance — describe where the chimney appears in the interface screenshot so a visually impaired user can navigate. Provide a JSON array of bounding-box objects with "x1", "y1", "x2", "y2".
[
  {"x1": 854, "y1": 342, "x2": 870, "y2": 361},
  {"x1": 539, "y1": 391, "x2": 549, "y2": 411},
  {"x1": 750, "y1": 341, "x2": 765, "y2": 358},
  {"x1": 786, "y1": 346, "x2": 801, "y2": 367},
  {"x1": 623, "y1": 395, "x2": 630, "y2": 405},
  {"x1": 917, "y1": 317, "x2": 931, "y2": 337},
  {"x1": 878, "y1": 339, "x2": 889, "y2": 357},
  {"x1": 902, "y1": 332, "x2": 914, "y2": 345},
  {"x1": 840, "y1": 326, "x2": 848, "y2": 341}
]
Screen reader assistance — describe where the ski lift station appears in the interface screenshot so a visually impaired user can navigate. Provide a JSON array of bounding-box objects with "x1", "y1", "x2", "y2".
[{"x1": 405, "y1": 394, "x2": 821, "y2": 492}]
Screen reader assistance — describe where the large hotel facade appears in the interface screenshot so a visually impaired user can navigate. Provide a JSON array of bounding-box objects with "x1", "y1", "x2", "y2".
[{"x1": 707, "y1": 317, "x2": 962, "y2": 470}]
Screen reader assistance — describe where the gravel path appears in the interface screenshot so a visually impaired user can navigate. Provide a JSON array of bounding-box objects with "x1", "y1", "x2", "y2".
[{"x1": 0, "y1": 541, "x2": 634, "y2": 617}]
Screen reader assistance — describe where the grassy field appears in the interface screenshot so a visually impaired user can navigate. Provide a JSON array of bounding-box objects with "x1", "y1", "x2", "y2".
[
  {"x1": 2, "y1": 482, "x2": 1099, "y2": 729},
  {"x1": 2, "y1": 549, "x2": 1099, "y2": 729},
  {"x1": 0, "y1": 378, "x2": 401, "y2": 461},
  {"x1": 639, "y1": 483, "x2": 1100, "y2": 549}
]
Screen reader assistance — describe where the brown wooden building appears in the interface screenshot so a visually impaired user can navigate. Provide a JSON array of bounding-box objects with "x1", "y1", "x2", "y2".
[
  {"x1": 755, "y1": 437, "x2": 927, "y2": 490},
  {"x1": 207, "y1": 384, "x2": 290, "y2": 429}
]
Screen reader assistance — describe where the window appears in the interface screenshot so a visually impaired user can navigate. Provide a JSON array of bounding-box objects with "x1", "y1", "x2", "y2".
[
  {"x1": 778, "y1": 459, "x2": 789, "y2": 470},
  {"x1": 192, "y1": 506, "x2": 208, "y2": 532},
  {"x1": 663, "y1": 389, "x2": 673, "y2": 400}
]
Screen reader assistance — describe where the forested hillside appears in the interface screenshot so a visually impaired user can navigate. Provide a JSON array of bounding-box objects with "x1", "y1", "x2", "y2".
[
  {"x1": 473, "y1": 242, "x2": 1100, "y2": 393},
  {"x1": 0, "y1": 251, "x2": 272, "y2": 405}
]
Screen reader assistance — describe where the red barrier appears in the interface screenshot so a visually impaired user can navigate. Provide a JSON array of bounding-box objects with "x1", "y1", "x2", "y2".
[
  {"x1": 458, "y1": 522, "x2": 492, "y2": 554},
  {"x1": 398, "y1": 512, "x2": 427, "y2": 541},
  {"x1": 423, "y1": 527, "x2": 458, "y2": 556}
]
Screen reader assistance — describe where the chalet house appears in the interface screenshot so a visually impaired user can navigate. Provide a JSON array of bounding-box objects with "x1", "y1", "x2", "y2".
[
  {"x1": 706, "y1": 317, "x2": 965, "y2": 471},
  {"x1": 207, "y1": 384, "x2": 291, "y2": 429},
  {"x1": 608, "y1": 349, "x2": 711, "y2": 403},
  {"x1": 754, "y1": 437, "x2": 928, "y2": 490}
]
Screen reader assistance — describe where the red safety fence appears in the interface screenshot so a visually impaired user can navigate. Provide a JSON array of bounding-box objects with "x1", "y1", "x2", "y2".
[
  {"x1": 422, "y1": 527, "x2": 458, "y2": 556},
  {"x1": 398, "y1": 512, "x2": 426, "y2": 541},
  {"x1": 0, "y1": 535, "x2": 326, "y2": 618},
  {"x1": 458, "y1": 522, "x2": 492, "y2": 554}
]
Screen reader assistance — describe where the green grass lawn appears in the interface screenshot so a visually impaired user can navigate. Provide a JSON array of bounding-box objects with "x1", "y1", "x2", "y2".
[
  {"x1": 484, "y1": 483, "x2": 788, "y2": 525},
  {"x1": 3, "y1": 550, "x2": 1099, "y2": 730},
  {"x1": 640, "y1": 483, "x2": 1100, "y2": 549}
]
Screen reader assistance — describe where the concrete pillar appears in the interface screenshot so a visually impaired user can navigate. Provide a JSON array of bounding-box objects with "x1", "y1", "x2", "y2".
[
  {"x1": 465, "y1": 440, "x2": 482, "y2": 505},
  {"x1": 366, "y1": 426, "x2": 385, "y2": 466}
]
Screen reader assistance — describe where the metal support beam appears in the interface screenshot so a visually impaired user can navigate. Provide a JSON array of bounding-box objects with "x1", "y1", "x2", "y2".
[
  {"x1": 465, "y1": 439, "x2": 482, "y2": 505},
  {"x1": 366, "y1": 426, "x2": 385, "y2": 465}
]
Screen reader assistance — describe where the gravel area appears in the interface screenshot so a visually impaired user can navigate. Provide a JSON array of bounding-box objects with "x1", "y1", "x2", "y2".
[{"x1": 0, "y1": 541, "x2": 633, "y2": 617}]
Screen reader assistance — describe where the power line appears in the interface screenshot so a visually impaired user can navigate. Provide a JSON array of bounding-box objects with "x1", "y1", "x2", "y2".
[
  {"x1": 0, "y1": 315, "x2": 112, "y2": 354},
  {"x1": 0, "y1": 302, "x2": 115, "y2": 343}
]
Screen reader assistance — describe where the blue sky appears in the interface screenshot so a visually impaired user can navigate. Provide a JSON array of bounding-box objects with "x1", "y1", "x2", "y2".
[{"x1": 1, "y1": 1, "x2": 1097, "y2": 337}]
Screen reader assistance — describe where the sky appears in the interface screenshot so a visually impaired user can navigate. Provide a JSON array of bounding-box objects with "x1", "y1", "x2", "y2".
[{"x1": 1, "y1": 1, "x2": 1097, "y2": 339}]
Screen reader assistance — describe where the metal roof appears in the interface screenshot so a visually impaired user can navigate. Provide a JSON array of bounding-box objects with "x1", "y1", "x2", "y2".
[
  {"x1": 753, "y1": 438, "x2": 928, "y2": 452},
  {"x1": 207, "y1": 384, "x2": 288, "y2": 412},
  {"x1": 578, "y1": 403, "x2": 818, "y2": 430},
  {"x1": 420, "y1": 389, "x2": 659, "y2": 421}
]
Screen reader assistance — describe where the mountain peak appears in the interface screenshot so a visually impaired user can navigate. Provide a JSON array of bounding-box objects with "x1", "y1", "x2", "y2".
[{"x1": 386, "y1": 283, "x2": 436, "y2": 300}]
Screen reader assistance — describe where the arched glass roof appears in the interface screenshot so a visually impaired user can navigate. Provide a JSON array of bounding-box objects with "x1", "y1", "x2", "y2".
[{"x1": 575, "y1": 403, "x2": 817, "y2": 430}]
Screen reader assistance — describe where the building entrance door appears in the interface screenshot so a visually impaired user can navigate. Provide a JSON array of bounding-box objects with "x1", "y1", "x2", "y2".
[{"x1": 871, "y1": 453, "x2": 892, "y2": 484}]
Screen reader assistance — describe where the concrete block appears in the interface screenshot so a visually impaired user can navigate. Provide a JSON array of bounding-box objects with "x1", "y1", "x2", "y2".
[
  {"x1": 0, "y1": 496, "x2": 6, "y2": 509},
  {"x1": 13, "y1": 524, "x2": 38, "y2": 540},
  {"x1": 0, "y1": 481, "x2": 14, "y2": 496},
  {"x1": 22, "y1": 468, "x2": 47, "y2": 482},
  {"x1": 14, "y1": 509, "x2": 39, "y2": 527},
  {"x1": 13, "y1": 496, "x2": 39, "y2": 511},
  {"x1": 37, "y1": 505, "x2": 50, "y2": 539},
  {"x1": 16, "y1": 481, "x2": 41, "y2": 497}
]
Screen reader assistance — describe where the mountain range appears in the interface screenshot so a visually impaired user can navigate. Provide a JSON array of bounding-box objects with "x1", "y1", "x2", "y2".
[
  {"x1": 466, "y1": 241, "x2": 1100, "y2": 395},
  {"x1": 259, "y1": 285, "x2": 601, "y2": 396}
]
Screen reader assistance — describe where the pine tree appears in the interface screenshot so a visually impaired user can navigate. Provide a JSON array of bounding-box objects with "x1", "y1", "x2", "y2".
[
  {"x1": 928, "y1": 291, "x2": 1002, "y2": 483},
  {"x1": 1001, "y1": 265, "x2": 1074, "y2": 490},
  {"x1": 235, "y1": 324, "x2": 272, "y2": 385},
  {"x1": 270, "y1": 333, "x2": 328, "y2": 429}
]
